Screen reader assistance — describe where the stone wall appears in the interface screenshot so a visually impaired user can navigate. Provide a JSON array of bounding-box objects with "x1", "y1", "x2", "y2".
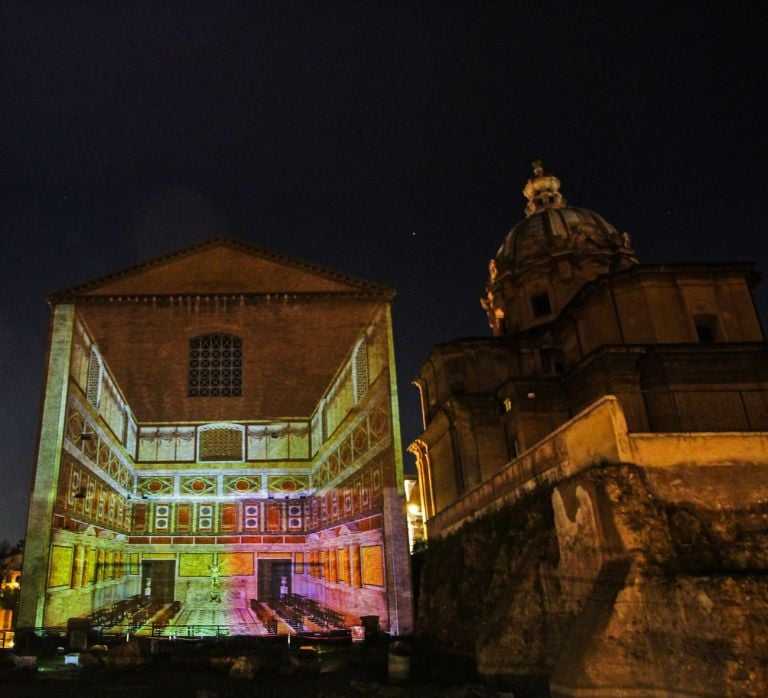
[
  {"x1": 417, "y1": 486, "x2": 559, "y2": 655},
  {"x1": 417, "y1": 398, "x2": 768, "y2": 696}
]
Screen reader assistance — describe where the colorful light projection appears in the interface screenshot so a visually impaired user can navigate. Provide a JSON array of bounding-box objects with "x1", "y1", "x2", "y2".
[
  {"x1": 26, "y1": 291, "x2": 407, "y2": 635},
  {"x1": 45, "y1": 396, "x2": 392, "y2": 634}
]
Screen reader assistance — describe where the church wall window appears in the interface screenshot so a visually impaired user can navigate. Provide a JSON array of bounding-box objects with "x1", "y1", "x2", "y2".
[
  {"x1": 188, "y1": 334, "x2": 242, "y2": 397},
  {"x1": 694, "y1": 314, "x2": 718, "y2": 343},
  {"x1": 531, "y1": 291, "x2": 552, "y2": 318}
]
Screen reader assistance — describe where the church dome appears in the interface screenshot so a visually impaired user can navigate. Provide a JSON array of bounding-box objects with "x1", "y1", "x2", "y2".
[
  {"x1": 482, "y1": 162, "x2": 638, "y2": 336},
  {"x1": 494, "y1": 162, "x2": 635, "y2": 277}
]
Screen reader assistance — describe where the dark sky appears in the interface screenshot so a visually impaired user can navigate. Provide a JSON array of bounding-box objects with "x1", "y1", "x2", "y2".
[{"x1": 1, "y1": 1, "x2": 767, "y2": 543}]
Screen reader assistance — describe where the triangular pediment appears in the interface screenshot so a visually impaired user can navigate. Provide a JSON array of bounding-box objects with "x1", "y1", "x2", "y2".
[{"x1": 49, "y1": 237, "x2": 391, "y2": 299}]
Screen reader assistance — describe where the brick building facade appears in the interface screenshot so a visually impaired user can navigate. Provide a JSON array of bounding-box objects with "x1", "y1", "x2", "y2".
[{"x1": 18, "y1": 238, "x2": 413, "y2": 636}]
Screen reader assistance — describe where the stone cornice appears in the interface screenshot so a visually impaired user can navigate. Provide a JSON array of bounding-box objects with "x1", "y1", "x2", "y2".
[
  {"x1": 46, "y1": 235, "x2": 395, "y2": 302},
  {"x1": 49, "y1": 289, "x2": 394, "y2": 305}
]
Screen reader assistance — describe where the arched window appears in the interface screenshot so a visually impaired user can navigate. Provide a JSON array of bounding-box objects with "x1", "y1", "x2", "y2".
[{"x1": 188, "y1": 334, "x2": 242, "y2": 397}]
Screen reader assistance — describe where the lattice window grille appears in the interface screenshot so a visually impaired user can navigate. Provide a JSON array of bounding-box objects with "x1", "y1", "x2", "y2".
[
  {"x1": 353, "y1": 340, "x2": 369, "y2": 403},
  {"x1": 188, "y1": 334, "x2": 242, "y2": 397},
  {"x1": 86, "y1": 348, "x2": 103, "y2": 408},
  {"x1": 199, "y1": 424, "x2": 244, "y2": 462}
]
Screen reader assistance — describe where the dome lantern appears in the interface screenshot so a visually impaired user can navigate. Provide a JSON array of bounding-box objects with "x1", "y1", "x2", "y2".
[
  {"x1": 523, "y1": 160, "x2": 567, "y2": 217},
  {"x1": 482, "y1": 162, "x2": 638, "y2": 336}
]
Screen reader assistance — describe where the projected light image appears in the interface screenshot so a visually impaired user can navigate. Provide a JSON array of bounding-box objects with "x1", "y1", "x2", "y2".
[{"x1": 19, "y1": 240, "x2": 413, "y2": 637}]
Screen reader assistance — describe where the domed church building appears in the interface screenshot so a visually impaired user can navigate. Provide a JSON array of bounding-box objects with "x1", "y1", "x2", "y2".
[
  {"x1": 411, "y1": 164, "x2": 768, "y2": 696},
  {"x1": 483, "y1": 160, "x2": 638, "y2": 338}
]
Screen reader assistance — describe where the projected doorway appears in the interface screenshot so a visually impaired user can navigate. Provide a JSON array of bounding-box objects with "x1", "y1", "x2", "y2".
[
  {"x1": 257, "y1": 558, "x2": 291, "y2": 600},
  {"x1": 141, "y1": 560, "x2": 176, "y2": 603}
]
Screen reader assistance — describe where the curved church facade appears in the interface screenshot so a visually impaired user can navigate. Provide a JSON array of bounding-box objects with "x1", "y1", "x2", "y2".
[
  {"x1": 411, "y1": 163, "x2": 768, "y2": 697},
  {"x1": 412, "y1": 162, "x2": 766, "y2": 526},
  {"x1": 18, "y1": 238, "x2": 413, "y2": 637}
]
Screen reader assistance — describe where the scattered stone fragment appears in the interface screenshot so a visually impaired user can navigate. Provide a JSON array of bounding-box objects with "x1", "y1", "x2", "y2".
[
  {"x1": 77, "y1": 651, "x2": 101, "y2": 667},
  {"x1": 13, "y1": 655, "x2": 38, "y2": 670},
  {"x1": 229, "y1": 655, "x2": 254, "y2": 679}
]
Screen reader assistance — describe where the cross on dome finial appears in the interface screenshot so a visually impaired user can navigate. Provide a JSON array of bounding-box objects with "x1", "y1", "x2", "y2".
[{"x1": 523, "y1": 160, "x2": 566, "y2": 217}]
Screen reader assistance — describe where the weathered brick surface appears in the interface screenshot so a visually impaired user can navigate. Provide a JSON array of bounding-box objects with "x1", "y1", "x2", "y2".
[
  {"x1": 52, "y1": 238, "x2": 389, "y2": 298},
  {"x1": 79, "y1": 298, "x2": 382, "y2": 422},
  {"x1": 21, "y1": 240, "x2": 413, "y2": 636}
]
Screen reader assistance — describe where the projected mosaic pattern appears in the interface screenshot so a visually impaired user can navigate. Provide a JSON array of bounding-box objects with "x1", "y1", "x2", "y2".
[
  {"x1": 137, "y1": 427, "x2": 196, "y2": 461},
  {"x1": 311, "y1": 397, "x2": 390, "y2": 490},
  {"x1": 180, "y1": 475, "x2": 217, "y2": 496},
  {"x1": 47, "y1": 544, "x2": 131, "y2": 590},
  {"x1": 65, "y1": 403, "x2": 133, "y2": 491},
  {"x1": 247, "y1": 423, "x2": 309, "y2": 460},
  {"x1": 267, "y1": 474, "x2": 309, "y2": 494},
  {"x1": 310, "y1": 459, "x2": 383, "y2": 528},
  {"x1": 126, "y1": 457, "x2": 384, "y2": 536},
  {"x1": 224, "y1": 475, "x2": 261, "y2": 494},
  {"x1": 32, "y1": 292, "x2": 402, "y2": 635},
  {"x1": 361, "y1": 545, "x2": 385, "y2": 587},
  {"x1": 56, "y1": 455, "x2": 132, "y2": 533},
  {"x1": 179, "y1": 553, "x2": 214, "y2": 577}
]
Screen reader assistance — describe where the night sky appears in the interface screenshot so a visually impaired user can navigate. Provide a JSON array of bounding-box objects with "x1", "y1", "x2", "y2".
[{"x1": 1, "y1": 1, "x2": 767, "y2": 543}]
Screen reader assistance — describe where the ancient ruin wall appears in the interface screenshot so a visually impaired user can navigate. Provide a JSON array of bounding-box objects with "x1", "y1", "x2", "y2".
[{"x1": 417, "y1": 399, "x2": 768, "y2": 697}]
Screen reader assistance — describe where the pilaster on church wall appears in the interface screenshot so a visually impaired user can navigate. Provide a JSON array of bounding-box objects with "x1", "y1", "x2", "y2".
[
  {"x1": 295, "y1": 525, "x2": 390, "y2": 626},
  {"x1": 18, "y1": 304, "x2": 76, "y2": 629},
  {"x1": 382, "y1": 304, "x2": 406, "y2": 492},
  {"x1": 25, "y1": 311, "x2": 141, "y2": 628},
  {"x1": 42, "y1": 527, "x2": 139, "y2": 626}
]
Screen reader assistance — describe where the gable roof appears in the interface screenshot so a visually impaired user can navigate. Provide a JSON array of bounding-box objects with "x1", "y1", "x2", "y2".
[{"x1": 48, "y1": 236, "x2": 393, "y2": 301}]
